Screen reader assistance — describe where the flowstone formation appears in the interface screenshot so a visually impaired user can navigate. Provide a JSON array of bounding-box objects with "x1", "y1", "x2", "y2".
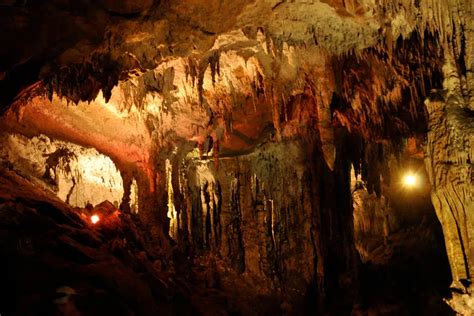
[
  {"x1": 425, "y1": 55, "x2": 474, "y2": 313},
  {"x1": 0, "y1": 0, "x2": 473, "y2": 314}
]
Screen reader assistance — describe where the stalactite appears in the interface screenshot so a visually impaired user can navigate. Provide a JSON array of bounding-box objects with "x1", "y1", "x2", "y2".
[
  {"x1": 197, "y1": 61, "x2": 206, "y2": 107},
  {"x1": 213, "y1": 138, "x2": 219, "y2": 170},
  {"x1": 271, "y1": 86, "x2": 282, "y2": 140},
  {"x1": 209, "y1": 50, "x2": 220, "y2": 86},
  {"x1": 166, "y1": 159, "x2": 179, "y2": 241},
  {"x1": 178, "y1": 162, "x2": 194, "y2": 246},
  {"x1": 130, "y1": 178, "x2": 139, "y2": 214},
  {"x1": 166, "y1": 138, "x2": 358, "y2": 312},
  {"x1": 120, "y1": 170, "x2": 133, "y2": 213},
  {"x1": 316, "y1": 87, "x2": 336, "y2": 171},
  {"x1": 229, "y1": 176, "x2": 246, "y2": 272},
  {"x1": 185, "y1": 57, "x2": 198, "y2": 88}
]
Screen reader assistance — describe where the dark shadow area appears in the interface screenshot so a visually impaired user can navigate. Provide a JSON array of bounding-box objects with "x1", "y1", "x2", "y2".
[{"x1": 354, "y1": 155, "x2": 454, "y2": 315}]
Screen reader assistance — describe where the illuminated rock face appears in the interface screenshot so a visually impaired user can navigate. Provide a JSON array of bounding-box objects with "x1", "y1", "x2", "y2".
[
  {"x1": 425, "y1": 57, "x2": 474, "y2": 313},
  {"x1": 171, "y1": 140, "x2": 358, "y2": 313},
  {"x1": 0, "y1": 133, "x2": 124, "y2": 208},
  {"x1": 352, "y1": 153, "x2": 437, "y2": 258}
]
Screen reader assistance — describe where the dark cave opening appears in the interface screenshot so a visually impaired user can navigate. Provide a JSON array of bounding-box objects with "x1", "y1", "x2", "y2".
[{"x1": 354, "y1": 155, "x2": 453, "y2": 315}]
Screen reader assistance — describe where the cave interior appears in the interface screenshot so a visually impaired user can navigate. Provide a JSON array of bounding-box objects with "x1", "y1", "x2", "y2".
[{"x1": 0, "y1": 0, "x2": 473, "y2": 315}]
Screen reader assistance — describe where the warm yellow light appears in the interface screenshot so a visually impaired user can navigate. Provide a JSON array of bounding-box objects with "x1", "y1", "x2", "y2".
[
  {"x1": 403, "y1": 174, "x2": 417, "y2": 187},
  {"x1": 91, "y1": 214, "x2": 100, "y2": 224}
]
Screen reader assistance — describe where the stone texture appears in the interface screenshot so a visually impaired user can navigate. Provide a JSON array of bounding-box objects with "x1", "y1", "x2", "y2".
[
  {"x1": 0, "y1": 133, "x2": 125, "y2": 208},
  {"x1": 425, "y1": 54, "x2": 474, "y2": 312},
  {"x1": 171, "y1": 138, "x2": 359, "y2": 313}
]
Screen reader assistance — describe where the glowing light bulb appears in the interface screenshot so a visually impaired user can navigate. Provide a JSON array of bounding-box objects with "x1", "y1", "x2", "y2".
[
  {"x1": 403, "y1": 174, "x2": 417, "y2": 187},
  {"x1": 91, "y1": 214, "x2": 100, "y2": 224}
]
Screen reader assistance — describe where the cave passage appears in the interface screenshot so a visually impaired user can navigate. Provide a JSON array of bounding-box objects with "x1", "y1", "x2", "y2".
[
  {"x1": 1, "y1": 0, "x2": 473, "y2": 315},
  {"x1": 353, "y1": 154, "x2": 453, "y2": 314}
]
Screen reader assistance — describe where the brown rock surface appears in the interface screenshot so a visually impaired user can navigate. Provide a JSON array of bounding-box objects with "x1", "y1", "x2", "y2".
[{"x1": 100, "y1": 0, "x2": 154, "y2": 14}]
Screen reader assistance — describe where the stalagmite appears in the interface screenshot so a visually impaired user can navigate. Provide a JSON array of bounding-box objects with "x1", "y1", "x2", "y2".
[{"x1": 425, "y1": 54, "x2": 474, "y2": 313}]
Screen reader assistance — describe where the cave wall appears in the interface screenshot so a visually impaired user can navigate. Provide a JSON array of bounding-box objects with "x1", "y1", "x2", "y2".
[
  {"x1": 177, "y1": 142, "x2": 316, "y2": 311},
  {"x1": 160, "y1": 133, "x2": 359, "y2": 313},
  {"x1": 353, "y1": 149, "x2": 435, "y2": 251},
  {"x1": 0, "y1": 133, "x2": 125, "y2": 208},
  {"x1": 425, "y1": 54, "x2": 474, "y2": 313}
]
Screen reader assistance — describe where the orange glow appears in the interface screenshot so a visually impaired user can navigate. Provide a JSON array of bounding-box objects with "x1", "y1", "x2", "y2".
[
  {"x1": 403, "y1": 173, "x2": 418, "y2": 187},
  {"x1": 91, "y1": 214, "x2": 100, "y2": 224}
]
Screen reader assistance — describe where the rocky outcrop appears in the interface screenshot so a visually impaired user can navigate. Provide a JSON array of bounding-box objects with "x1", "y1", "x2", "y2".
[{"x1": 0, "y1": 168, "x2": 196, "y2": 316}]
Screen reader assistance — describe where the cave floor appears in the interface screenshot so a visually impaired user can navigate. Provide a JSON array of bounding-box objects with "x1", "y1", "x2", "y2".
[{"x1": 356, "y1": 228, "x2": 454, "y2": 315}]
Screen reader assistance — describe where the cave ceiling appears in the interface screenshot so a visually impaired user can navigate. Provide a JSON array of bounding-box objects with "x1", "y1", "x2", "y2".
[{"x1": 0, "y1": 0, "x2": 472, "y2": 184}]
